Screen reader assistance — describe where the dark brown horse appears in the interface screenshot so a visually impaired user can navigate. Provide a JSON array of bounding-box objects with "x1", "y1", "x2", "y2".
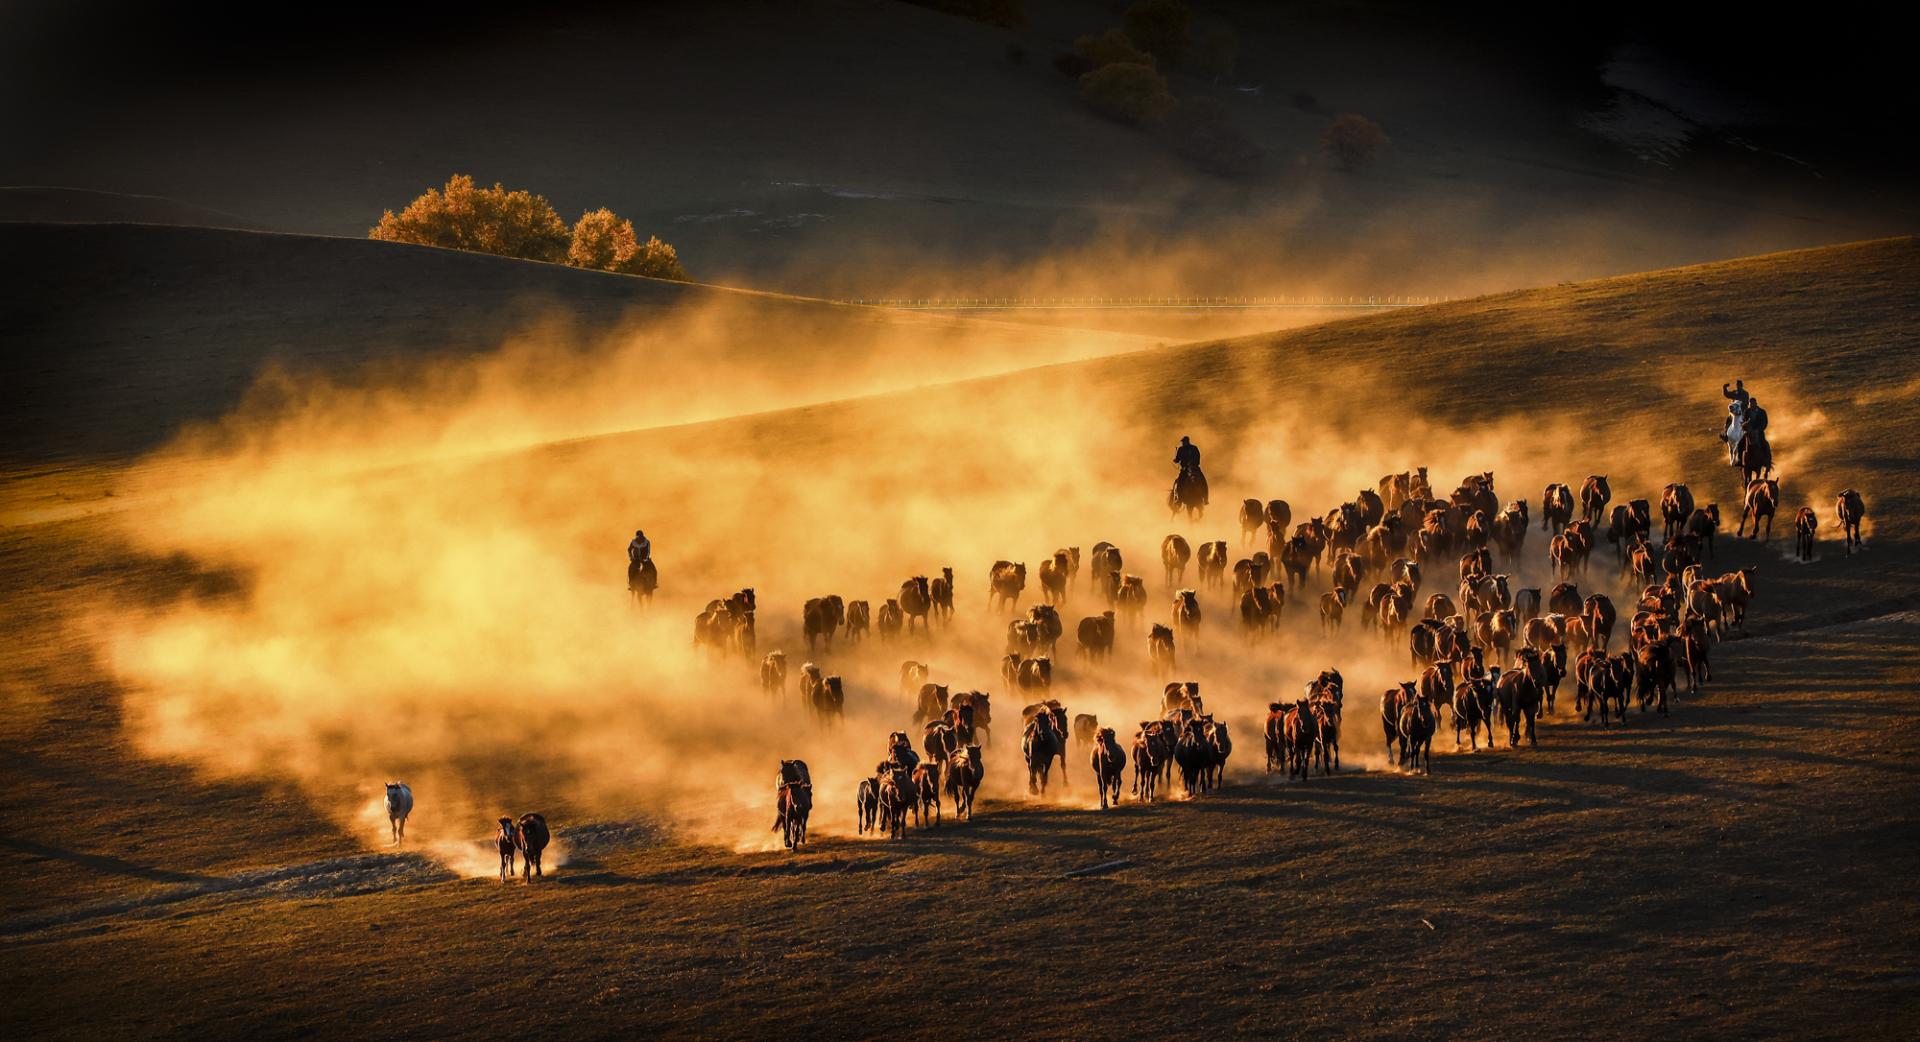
[
  {"x1": 1090, "y1": 727, "x2": 1127, "y2": 809},
  {"x1": 1738, "y1": 478, "x2": 1779, "y2": 539},
  {"x1": 1580, "y1": 475, "x2": 1611, "y2": 525},
  {"x1": 1836, "y1": 489, "x2": 1866, "y2": 554},
  {"x1": 513, "y1": 813, "x2": 550, "y2": 882},
  {"x1": 899, "y1": 576, "x2": 933, "y2": 633}
]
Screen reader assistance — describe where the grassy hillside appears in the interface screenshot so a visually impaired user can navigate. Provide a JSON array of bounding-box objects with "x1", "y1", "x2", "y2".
[
  {"x1": 0, "y1": 222, "x2": 1150, "y2": 470},
  {"x1": 1, "y1": 238, "x2": 1916, "y2": 1039}
]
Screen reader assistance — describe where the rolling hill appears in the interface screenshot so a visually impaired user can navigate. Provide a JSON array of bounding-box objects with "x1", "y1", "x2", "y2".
[
  {"x1": 0, "y1": 221, "x2": 1153, "y2": 471},
  {"x1": 1, "y1": 236, "x2": 1916, "y2": 1039}
]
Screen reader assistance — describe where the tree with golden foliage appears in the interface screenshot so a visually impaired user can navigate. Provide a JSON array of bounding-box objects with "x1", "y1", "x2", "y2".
[
  {"x1": 569, "y1": 208, "x2": 689, "y2": 281},
  {"x1": 369, "y1": 175, "x2": 570, "y2": 262}
]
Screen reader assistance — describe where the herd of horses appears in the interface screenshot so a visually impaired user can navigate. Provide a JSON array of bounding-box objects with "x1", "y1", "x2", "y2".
[{"x1": 761, "y1": 461, "x2": 1868, "y2": 849}]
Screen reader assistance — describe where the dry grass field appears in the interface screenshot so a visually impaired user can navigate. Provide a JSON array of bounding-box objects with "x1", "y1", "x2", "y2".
[{"x1": 1, "y1": 230, "x2": 1916, "y2": 1039}]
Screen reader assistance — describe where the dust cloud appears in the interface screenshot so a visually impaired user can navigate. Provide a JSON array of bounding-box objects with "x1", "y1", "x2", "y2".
[{"x1": 85, "y1": 290, "x2": 1809, "y2": 868}]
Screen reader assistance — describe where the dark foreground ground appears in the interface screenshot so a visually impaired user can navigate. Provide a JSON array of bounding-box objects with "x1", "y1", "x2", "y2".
[{"x1": 3, "y1": 610, "x2": 1917, "y2": 1040}]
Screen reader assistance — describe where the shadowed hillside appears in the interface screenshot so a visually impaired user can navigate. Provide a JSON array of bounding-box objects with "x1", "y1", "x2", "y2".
[{"x1": 0, "y1": 222, "x2": 1150, "y2": 469}]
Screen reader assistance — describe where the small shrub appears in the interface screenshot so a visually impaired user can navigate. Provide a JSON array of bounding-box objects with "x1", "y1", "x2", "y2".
[
  {"x1": 569, "y1": 208, "x2": 689, "y2": 280},
  {"x1": 1322, "y1": 113, "x2": 1390, "y2": 170},
  {"x1": 1053, "y1": 52, "x2": 1094, "y2": 78},
  {"x1": 627, "y1": 235, "x2": 689, "y2": 281},
  {"x1": 1163, "y1": 97, "x2": 1262, "y2": 177},
  {"x1": 1075, "y1": 28, "x2": 1155, "y2": 70},
  {"x1": 1006, "y1": 43, "x2": 1029, "y2": 67},
  {"x1": 1292, "y1": 91, "x2": 1320, "y2": 113},
  {"x1": 1077, "y1": 62, "x2": 1174, "y2": 126},
  {"x1": 370, "y1": 174, "x2": 569, "y2": 263},
  {"x1": 1122, "y1": 0, "x2": 1192, "y2": 66}
]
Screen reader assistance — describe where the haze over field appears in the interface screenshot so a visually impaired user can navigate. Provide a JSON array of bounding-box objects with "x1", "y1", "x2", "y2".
[{"x1": 1, "y1": 3, "x2": 1916, "y2": 1040}]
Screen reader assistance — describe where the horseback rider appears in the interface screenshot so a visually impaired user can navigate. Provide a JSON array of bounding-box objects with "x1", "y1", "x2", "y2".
[
  {"x1": 627, "y1": 528, "x2": 651, "y2": 566},
  {"x1": 1721, "y1": 381, "x2": 1757, "y2": 464},
  {"x1": 1745, "y1": 396, "x2": 1769, "y2": 438},
  {"x1": 1173, "y1": 436, "x2": 1201, "y2": 474}
]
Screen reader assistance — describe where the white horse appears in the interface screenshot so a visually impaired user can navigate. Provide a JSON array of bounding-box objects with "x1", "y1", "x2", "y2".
[
  {"x1": 384, "y1": 782, "x2": 413, "y2": 844},
  {"x1": 1723, "y1": 401, "x2": 1746, "y2": 465}
]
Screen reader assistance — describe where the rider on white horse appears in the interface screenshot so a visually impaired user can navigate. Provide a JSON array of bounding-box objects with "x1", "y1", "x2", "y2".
[{"x1": 1723, "y1": 401, "x2": 1746, "y2": 465}]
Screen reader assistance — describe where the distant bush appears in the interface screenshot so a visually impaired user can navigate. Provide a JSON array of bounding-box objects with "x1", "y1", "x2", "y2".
[
  {"x1": 1122, "y1": 0, "x2": 1192, "y2": 66},
  {"x1": 1053, "y1": 52, "x2": 1094, "y2": 78},
  {"x1": 1322, "y1": 113, "x2": 1390, "y2": 170},
  {"x1": 370, "y1": 175, "x2": 569, "y2": 263},
  {"x1": 1291, "y1": 91, "x2": 1320, "y2": 113},
  {"x1": 568, "y1": 208, "x2": 690, "y2": 281},
  {"x1": 1162, "y1": 97, "x2": 1262, "y2": 177},
  {"x1": 1006, "y1": 43, "x2": 1029, "y2": 67},
  {"x1": 1078, "y1": 62, "x2": 1174, "y2": 126},
  {"x1": 903, "y1": 0, "x2": 1025, "y2": 27},
  {"x1": 1075, "y1": 28, "x2": 1155, "y2": 70}
]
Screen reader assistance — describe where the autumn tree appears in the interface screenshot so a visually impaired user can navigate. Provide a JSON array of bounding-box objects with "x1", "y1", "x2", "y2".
[
  {"x1": 369, "y1": 175, "x2": 570, "y2": 262},
  {"x1": 568, "y1": 208, "x2": 689, "y2": 281}
]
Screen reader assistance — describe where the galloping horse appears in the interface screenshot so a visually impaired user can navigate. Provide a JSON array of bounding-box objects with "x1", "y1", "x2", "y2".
[
  {"x1": 627, "y1": 558, "x2": 657, "y2": 606},
  {"x1": 1168, "y1": 464, "x2": 1209, "y2": 521},
  {"x1": 1738, "y1": 430, "x2": 1773, "y2": 486}
]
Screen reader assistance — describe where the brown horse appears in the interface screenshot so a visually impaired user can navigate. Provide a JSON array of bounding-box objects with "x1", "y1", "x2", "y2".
[
  {"x1": 1039, "y1": 550, "x2": 1072, "y2": 605},
  {"x1": 775, "y1": 760, "x2": 813, "y2": 849},
  {"x1": 899, "y1": 576, "x2": 933, "y2": 633},
  {"x1": 1738, "y1": 431, "x2": 1774, "y2": 486},
  {"x1": 1660, "y1": 483, "x2": 1694, "y2": 542},
  {"x1": 929, "y1": 566, "x2": 955, "y2": 622},
  {"x1": 1238, "y1": 499, "x2": 1265, "y2": 545},
  {"x1": 1090, "y1": 727, "x2": 1127, "y2": 809},
  {"x1": 1580, "y1": 475, "x2": 1611, "y2": 525},
  {"x1": 760, "y1": 650, "x2": 787, "y2": 698},
  {"x1": 1172, "y1": 589, "x2": 1201, "y2": 646},
  {"x1": 1148, "y1": 623, "x2": 1176, "y2": 676},
  {"x1": 1161, "y1": 534, "x2": 1192, "y2": 588},
  {"x1": 1170, "y1": 466, "x2": 1208, "y2": 520},
  {"x1": 1196, "y1": 540, "x2": 1229, "y2": 589},
  {"x1": 1076, "y1": 611, "x2": 1116, "y2": 661},
  {"x1": 1738, "y1": 478, "x2": 1779, "y2": 540},
  {"x1": 988, "y1": 561, "x2": 1027, "y2": 611},
  {"x1": 802, "y1": 595, "x2": 844, "y2": 652},
  {"x1": 1836, "y1": 489, "x2": 1866, "y2": 554},
  {"x1": 626, "y1": 558, "x2": 658, "y2": 606},
  {"x1": 1794, "y1": 506, "x2": 1818, "y2": 561},
  {"x1": 513, "y1": 812, "x2": 550, "y2": 882}
]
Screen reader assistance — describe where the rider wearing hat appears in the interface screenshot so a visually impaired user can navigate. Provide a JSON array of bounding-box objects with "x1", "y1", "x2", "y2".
[{"x1": 1173, "y1": 436, "x2": 1201, "y2": 473}]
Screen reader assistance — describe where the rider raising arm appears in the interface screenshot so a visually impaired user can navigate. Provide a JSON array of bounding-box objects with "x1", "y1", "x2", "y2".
[{"x1": 1173, "y1": 436, "x2": 1201, "y2": 471}]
